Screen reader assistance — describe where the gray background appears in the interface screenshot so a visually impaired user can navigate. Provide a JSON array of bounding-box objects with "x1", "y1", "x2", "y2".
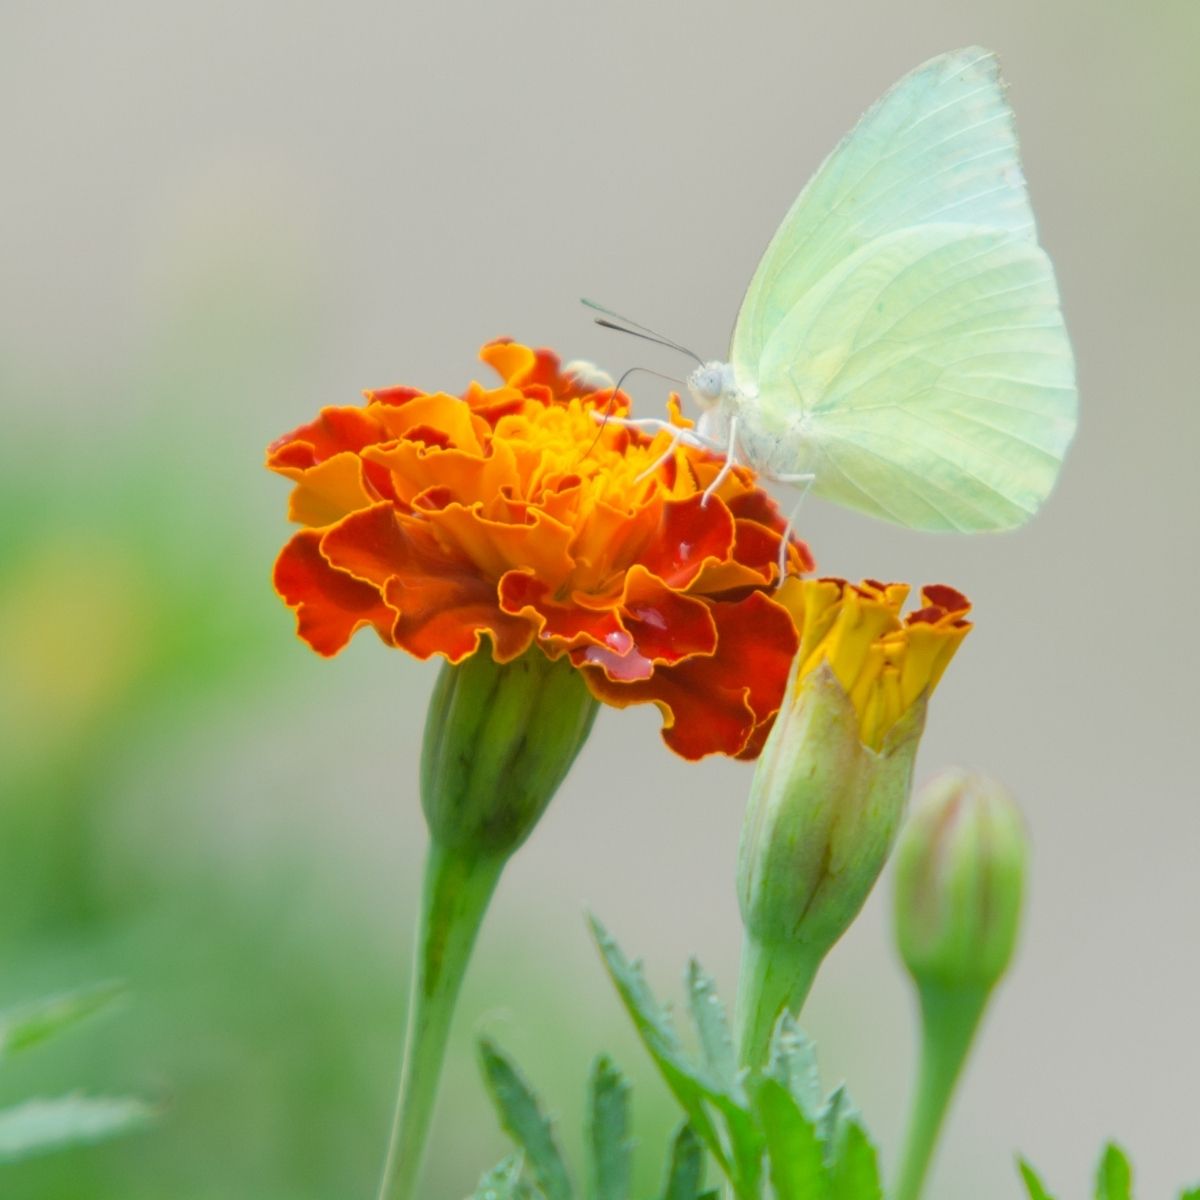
[{"x1": 5, "y1": 1, "x2": 1198, "y2": 1196}]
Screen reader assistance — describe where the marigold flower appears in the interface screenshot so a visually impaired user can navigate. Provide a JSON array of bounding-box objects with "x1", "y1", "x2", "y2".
[
  {"x1": 267, "y1": 340, "x2": 813, "y2": 760},
  {"x1": 776, "y1": 577, "x2": 972, "y2": 750}
]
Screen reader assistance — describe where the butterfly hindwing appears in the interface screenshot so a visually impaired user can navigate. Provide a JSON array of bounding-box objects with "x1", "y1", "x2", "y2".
[{"x1": 754, "y1": 225, "x2": 1075, "y2": 530}]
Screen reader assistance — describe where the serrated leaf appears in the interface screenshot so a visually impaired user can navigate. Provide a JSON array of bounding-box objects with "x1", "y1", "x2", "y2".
[
  {"x1": 0, "y1": 982, "x2": 126, "y2": 1060},
  {"x1": 478, "y1": 1039, "x2": 573, "y2": 1200},
  {"x1": 589, "y1": 919, "x2": 762, "y2": 1199},
  {"x1": 754, "y1": 1076, "x2": 829, "y2": 1200},
  {"x1": 817, "y1": 1085, "x2": 860, "y2": 1163},
  {"x1": 589, "y1": 922, "x2": 726, "y2": 1160},
  {"x1": 471, "y1": 1156, "x2": 528, "y2": 1200},
  {"x1": 660, "y1": 1123, "x2": 706, "y2": 1200},
  {"x1": 685, "y1": 961, "x2": 741, "y2": 1100},
  {"x1": 588, "y1": 1056, "x2": 631, "y2": 1200},
  {"x1": 0, "y1": 1095, "x2": 154, "y2": 1162},
  {"x1": 828, "y1": 1121, "x2": 882, "y2": 1200},
  {"x1": 766, "y1": 1014, "x2": 822, "y2": 1120},
  {"x1": 1018, "y1": 1159, "x2": 1058, "y2": 1200},
  {"x1": 1096, "y1": 1143, "x2": 1133, "y2": 1200}
]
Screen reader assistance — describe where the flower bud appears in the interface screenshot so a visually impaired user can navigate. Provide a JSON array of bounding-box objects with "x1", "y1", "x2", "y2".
[
  {"x1": 421, "y1": 645, "x2": 599, "y2": 858},
  {"x1": 734, "y1": 580, "x2": 970, "y2": 1066},
  {"x1": 893, "y1": 769, "x2": 1028, "y2": 993}
]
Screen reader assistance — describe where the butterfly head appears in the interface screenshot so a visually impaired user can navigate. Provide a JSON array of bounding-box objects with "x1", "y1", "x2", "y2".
[{"x1": 687, "y1": 361, "x2": 738, "y2": 411}]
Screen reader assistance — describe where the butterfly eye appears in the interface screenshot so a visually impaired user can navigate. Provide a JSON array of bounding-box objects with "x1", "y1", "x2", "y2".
[{"x1": 689, "y1": 366, "x2": 724, "y2": 407}]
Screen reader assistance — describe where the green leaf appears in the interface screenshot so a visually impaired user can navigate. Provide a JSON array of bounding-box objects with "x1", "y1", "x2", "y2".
[
  {"x1": 588, "y1": 1056, "x2": 631, "y2": 1200},
  {"x1": 590, "y1": 918, "x2": 763, "y2": 1198},
  {"x1": 589, "y1": 921, "x2": 727, "y2": 1162},
  {"x1": 0, "y1": 1095, "x2": 154, "y2": 1162},
  {"x1": 754, "y1": 1076, "x2": 829, "y2": 1200},
  {"x1": 1178, "y1": 1188, "x2": 1200, "y2": 1200},
  {"x1": 472, "y1": 1156, "x2": 522, "y2": 1198},
  {"x1": 828, "y1": 1121, "x2": 882, "y2": 1200},
  {"x1": 685, "y1": 961, "x2": 741, "y2": 1100},
  {"x1": 766, "y1": 1014, "x2": 822, "y2": 1120},
  {"x1": 471, "y1": 1155, "x2": 543, "y2": 1200},
  {"x1": 478, "y1": 1039, "x2": 573, "y2": 1200},
  {"x1": 1018, "y1": 1158, "x2": 1058, "y2": 1200},
  {"x1": 817, "y1": 1085, "x2": 860, "y2": 1163},
  {"x1": 1096, "y1": 1143, "x2": 1133, "y2": 1200},
  {"x1": 0, "y1": 982, "x2": 126, "y2": 1060},
  {"x1": 660, "y1": 1124, "x2": 706, "y2": 1200}
]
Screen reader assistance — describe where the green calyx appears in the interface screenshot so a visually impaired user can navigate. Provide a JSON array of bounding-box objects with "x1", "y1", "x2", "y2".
[
  {"x1": 735, "y1": 663, "x2": 926, "y2": 1066},
  {"x1": 421, "y1": 644, "x2": 600, "y2": 857},
  {"x1": 738, "y1": 663, "x2": 926, "y2": 958}
]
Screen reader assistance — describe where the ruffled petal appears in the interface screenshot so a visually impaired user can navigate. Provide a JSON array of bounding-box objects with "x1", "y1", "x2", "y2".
[{"x1": 273, "y1": 530, "x2": 396, "y2": 657}]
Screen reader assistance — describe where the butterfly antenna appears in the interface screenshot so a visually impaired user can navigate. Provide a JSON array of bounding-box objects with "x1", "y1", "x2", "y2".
[
  {"x1": 582, "y1": 298, "x2": 705, "y2": 366},
  {"x1": 581, "y1": 365, "x2": 685, "y2": 461}
]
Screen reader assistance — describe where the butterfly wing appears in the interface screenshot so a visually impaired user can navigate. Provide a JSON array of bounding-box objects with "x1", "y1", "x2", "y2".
[
  {"x1": 755, "y1": 225, "x2": 1075, "y2": 530},
  {"x1": 728, "y1": 47, "x2": 1077, "y2": 530}
]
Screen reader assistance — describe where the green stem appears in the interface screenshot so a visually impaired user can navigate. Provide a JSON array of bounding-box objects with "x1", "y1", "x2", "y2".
[
  {"x1": 893, "y1": 983, "x2": 989, "y2": 1200},
  {"x1": 376, "y1": 841, "x2": 506, "y2": 1200},
  {"x1": 735, "y1": 934, "x2": 825, "y2": 1069}
]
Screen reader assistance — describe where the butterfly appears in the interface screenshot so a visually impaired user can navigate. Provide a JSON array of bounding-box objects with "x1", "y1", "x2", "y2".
[{"x1": 593, "y1": 47, "x2": 1077, "y2": 534}]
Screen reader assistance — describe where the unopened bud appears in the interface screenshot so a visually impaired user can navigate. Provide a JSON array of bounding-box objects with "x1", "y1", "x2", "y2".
[{"x1": 893, "y1": 769, "x2": 1028, "y2": 994}]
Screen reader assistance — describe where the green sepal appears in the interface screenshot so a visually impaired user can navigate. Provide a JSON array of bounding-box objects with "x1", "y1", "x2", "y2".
[
  {"x1": 765, "y1": 1014, "x2": 822, "y2": 1120},
  {"x1": 753, "y1": 1076, "x2": 828, "y2": 1200},
  {"x1": 478, "y1": 1039, "x2": 573, "y2": 1200},
  {"x1": 422, "y1": 647, "x2": 599, "y2": 857},
  {"x1": 828, "y1": 1121, "x2": 882, "y2": 1200},
  {"x1": 660, "y1": 1124, "x2": 706, "y2": 1200},
  {"x1": 0, "y1": 1095, "x2": 154, "y2": 1163},
  {"x1": 587, "y1": 1055, "x2": 631, "y2": 1200},
  {"x1": 0, "y1": 981, "x2": 125, "y2": 1060},
  {"x1": 1096, "y1": 1144, "x2": 1133, "y2": 1200}
]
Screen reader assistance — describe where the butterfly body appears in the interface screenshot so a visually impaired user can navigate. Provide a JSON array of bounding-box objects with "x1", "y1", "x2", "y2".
[
  {"x1": 688, "y1": 361, "x2": 819, "y2": 481},
  {"x1": 678, "y1": 47, "x2": 1078, "y2": 533}
]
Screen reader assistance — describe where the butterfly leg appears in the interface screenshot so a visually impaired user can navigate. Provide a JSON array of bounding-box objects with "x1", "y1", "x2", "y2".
[
  {"x1": 592, "y1": 413, "x2": 725, "y2": 480},
  {"x1": 590, "y1": 413, "x2": 683, "y2": 436},
  {"x1": 699, "y1": 416, "x2": 740, "y2": 508},
  {"x1": 634, "y1": 426, "x2": 688, "y2": 482},
  {"x1": 774, "y1": 473, "x2": 815, "y2": 583}
]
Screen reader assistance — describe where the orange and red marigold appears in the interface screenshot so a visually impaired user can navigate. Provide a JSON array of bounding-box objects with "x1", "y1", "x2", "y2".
[{"x1": 266, "y1": 340, "x2": 970, "y2": 760}]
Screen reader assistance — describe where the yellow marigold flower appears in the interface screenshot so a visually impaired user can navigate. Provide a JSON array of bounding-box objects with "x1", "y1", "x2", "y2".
[{"x1": 777, "y1": 577, "x2": 972, "y2": 750}]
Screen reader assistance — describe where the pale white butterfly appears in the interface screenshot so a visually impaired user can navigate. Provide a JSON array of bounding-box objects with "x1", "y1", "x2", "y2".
[{"x1": 591, "y1": 47, "x2": 1077, "y2": 536}]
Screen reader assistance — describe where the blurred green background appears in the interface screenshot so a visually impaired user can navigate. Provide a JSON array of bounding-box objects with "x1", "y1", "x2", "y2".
[{"x1": 2, "y1": 2, "x2": 1197, "y2": 1197}]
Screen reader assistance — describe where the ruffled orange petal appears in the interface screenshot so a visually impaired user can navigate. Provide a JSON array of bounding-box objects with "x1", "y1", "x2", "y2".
[
  {"x1": 383, "y1": 572, "x2": 533, "y2": 664},
  {"x1": 273, "y1": 529, "x2": 397, "y2": 657},
  {"x1": 581, "y1": 591, "x2": 798, "y2": 759}
]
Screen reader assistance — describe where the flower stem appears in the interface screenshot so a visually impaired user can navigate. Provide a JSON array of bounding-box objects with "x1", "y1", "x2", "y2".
[
  {"x1": 893, "y1": 983, "x2": 988, "y2": 1200},
  {"x1": 376, "y1": 841, "x2": 505, "y2": 1200},
  {"x1": 735, "y1": 934, "x2": 825, "y2": 1068}
]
